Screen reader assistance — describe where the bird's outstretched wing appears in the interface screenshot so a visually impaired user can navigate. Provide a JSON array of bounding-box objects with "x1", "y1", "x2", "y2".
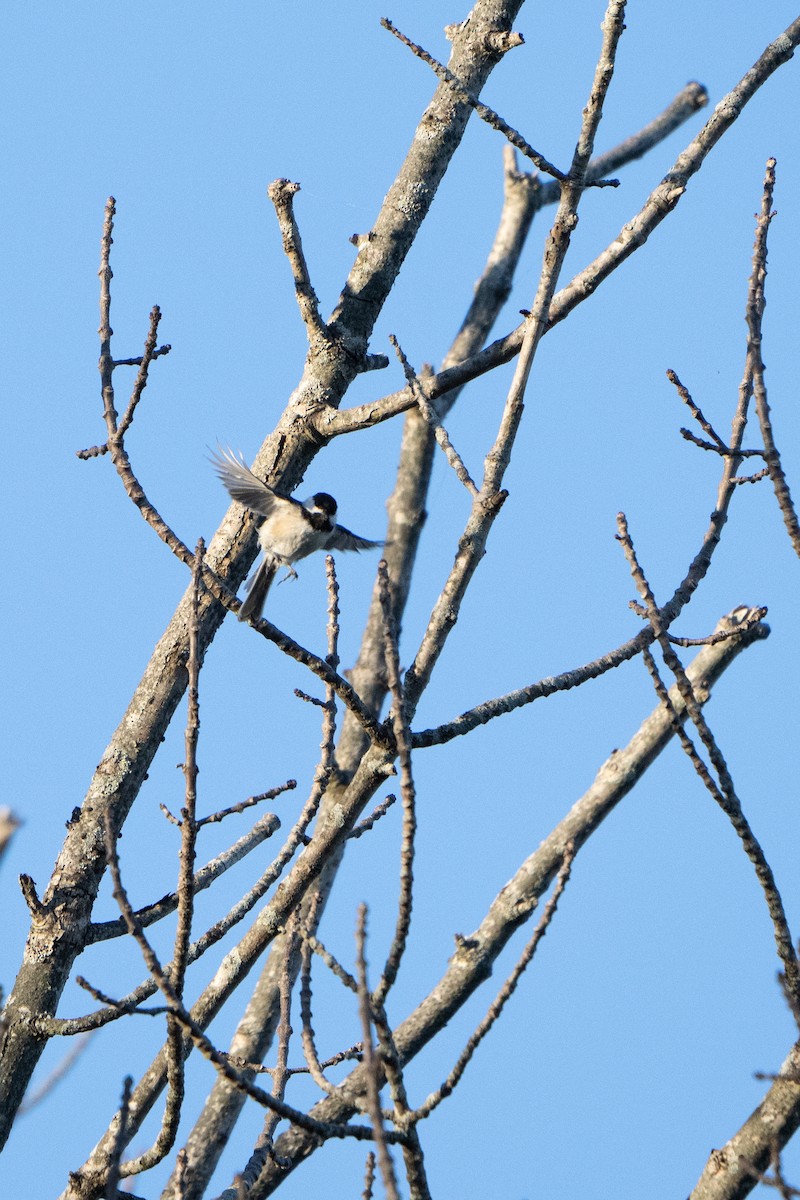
[
  {"x1": 326, "y1": 526, "x2": 384, "y2": 553},
  {"x1": 210, "y1": 447, "x2": 294, "y2": 518}
]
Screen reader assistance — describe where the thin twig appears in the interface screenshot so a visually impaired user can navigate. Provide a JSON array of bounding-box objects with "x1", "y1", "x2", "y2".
[
  {"x1": 382, "y1": 19, "x2": 569, "y2": 182},
  {"x1": 196, "y1": 781, "x2": 295, "y2": 830},
  {"x1": 410, "y1": 629, "x2": 651, "y2": 748},
  {"x1": 668, "y1": 369, "x2": 729, "y2": 450},
  {"x1": 616, "y1": 513, "x2": 800, "y2": 1004},
  {"x1": 18, "y1": 1034, "x2": 93, "y2": 1115},
  {"x1": 111, "y1": 345, "x2": 172, "y2": 369},
  {"x1": 298, "y1": 894, "x2": 365, "y2": 1108},
  {"x1": 296, "y1": 926, "x2": 358, "y2": 995},
  {"x1": 294, "y1": 688, "x2": 329, "y2": 709},
  {"x1": 18, "y1": 874, "x2": 46, "y2": 922},
  {"x1": 414, "y1": 842, "x2": 576, "y2": 1121},
  {"x1": 300, "y1": 940, "x2": 352, "y2": 1100},
  {"x1": 86, "y1": 811, "x2": 282, "y2": 945},
  {"x1": 267, "y1": 178, "x2": 327, "y2": 342},
  {"x1": 679, "y1": 427, "x2": 765, "y2": 458},
  {"x1": 348, "y1": 795, "x2": 397, "y2": 840},
  {"x1": 237, "y1": 922, "x2": 299, "y2": 1189},
  {"x1": 102, "y1": 818, "x2": 185, "y2": 1180},
  {"x1": 249, "y1": 613, "x2": 393, "y2": 750},
  {"x1": 74, "y1": 974, "x2": 166, "y2": 1015},
  {"x1": 78, "y1": 198, "x2": 171, "y2": 459},
  {"x1": 389, "y1": 335, "x2": 479, "y2": 496},
  {"x1": 370, "y1": 996, "x2": 432, "y2": 1200},
  {"x1": 225, "y1": 1043, "x2": 362, "y2": 1079},
  {"x1": 747, "y1": 159, "x2": 800, "y2": 556},
  {"x1": 97, "y1": 196, "x2": 116, "y2": 430},
  {"x1": 665, "y1": 609, "x2": 767, "y2": 647},
  {"x1": 105, "y1": 1076, "x2": 133, "y2": 1200},
  {"x1": 374, "y1": 563, "x2": 416, "y2": 1006},
  {"x1": 173, "y1": 541, "x2": 203, "y2": 1000},
  {"x1": 362, "y1": 1152, "x2": 377, "y2": 1200},
  {"x1": 118, "y1": 305, "x2": 163, "y2": 438},
  {"x1": 733, "y1": 468, "x2": 771, "y2": 485},
  {"x1": 356, "y1": 905, "x2": 400, "y2": 1200}
]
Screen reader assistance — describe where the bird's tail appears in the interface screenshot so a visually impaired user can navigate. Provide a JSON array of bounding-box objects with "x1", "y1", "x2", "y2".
[{"x1": 238, "y1": 558, "x2": 278, "y2": 622}]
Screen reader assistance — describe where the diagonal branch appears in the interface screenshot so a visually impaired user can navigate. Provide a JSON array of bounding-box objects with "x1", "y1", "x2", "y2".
[
  {"x1": 381, "y1": 17, "x2": 567, "y2": 182},
  {"x1": 617, "y1": 517, "x2": 799, "y2": 1000},
  {"x1": 389, "y1": 336, "x2": 478, "y2": 497},
  {"x1": 410, "y1": 606, "x2": 768, "y2": 748},
  {"x1": 267, "y1": 178, "x2": 327, "y2": 343}
]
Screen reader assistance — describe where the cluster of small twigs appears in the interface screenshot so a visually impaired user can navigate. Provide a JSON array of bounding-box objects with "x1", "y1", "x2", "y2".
[
  {"x1": 612, "y1": 157, "x2": 800, "y2": 1020},
  {"x1": 4, "y1": 4, "x2": 800, "y2": 1200}
]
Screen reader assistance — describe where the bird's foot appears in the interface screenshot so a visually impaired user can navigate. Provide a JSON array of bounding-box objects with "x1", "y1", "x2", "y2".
[{"x1": 277, "y1": 566, "x2": 299, "y2": 586}]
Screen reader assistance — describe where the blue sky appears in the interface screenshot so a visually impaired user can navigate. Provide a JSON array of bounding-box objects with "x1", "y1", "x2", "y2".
[{"x1": 3, "y1": 4, "x2": 800, "y2": 1197}]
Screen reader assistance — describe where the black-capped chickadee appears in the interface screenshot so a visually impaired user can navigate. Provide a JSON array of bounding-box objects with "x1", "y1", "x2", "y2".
[{"x1": 211, "y1": 447, "x2": 383, "y2": 621}]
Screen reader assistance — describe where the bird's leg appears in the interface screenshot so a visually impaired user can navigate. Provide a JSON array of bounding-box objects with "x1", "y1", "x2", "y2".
[{"x1": 277, "y1": 565, "x2": 299, "y2": 586}]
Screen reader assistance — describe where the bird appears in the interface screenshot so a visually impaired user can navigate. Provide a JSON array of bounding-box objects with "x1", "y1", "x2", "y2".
[{"x1": 211, "y1": 447, "x2": 383, "y2": 621}]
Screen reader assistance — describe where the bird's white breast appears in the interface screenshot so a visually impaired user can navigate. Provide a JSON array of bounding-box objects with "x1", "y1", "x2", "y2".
[{"x1": 259, "y1": 509, "x2": 332, "y2": 564}]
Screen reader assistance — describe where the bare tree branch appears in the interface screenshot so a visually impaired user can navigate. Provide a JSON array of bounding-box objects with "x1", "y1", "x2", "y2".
[
  {"x1": 382, "y1": 17, "x2": 566, "y2": 181},
  {"x1": 747, "y1": 158, "x2": 800, "y2": 556},
  {"x1": 267, "y1": 179, "x2": 326, "y2": 343},
  {"x1": 690, "y1": 1040, "x2": 800, "y2": 1200}
]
